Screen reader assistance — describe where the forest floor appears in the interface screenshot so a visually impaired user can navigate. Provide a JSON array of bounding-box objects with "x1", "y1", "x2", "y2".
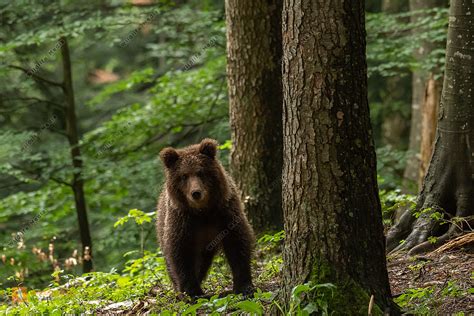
[
  {"x1": 99, "y1": 238, "x2": 474, "y2": 315},
  {"x1": 387, "y1": 236, "x2": 473, "y2": 315},
  {"x1": 3, "y1": 232, "x2": 471, "y2": 315}
]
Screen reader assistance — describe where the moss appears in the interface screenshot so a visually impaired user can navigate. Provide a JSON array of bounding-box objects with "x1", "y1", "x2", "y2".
[{"x1": 306, "y1": 259, "x2": 384, "y2": 315}]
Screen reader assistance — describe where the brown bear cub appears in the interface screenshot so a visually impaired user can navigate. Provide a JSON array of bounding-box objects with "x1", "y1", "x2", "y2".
[{"x1": 156, "y1": 139, "x2": 255, "y2": 297}]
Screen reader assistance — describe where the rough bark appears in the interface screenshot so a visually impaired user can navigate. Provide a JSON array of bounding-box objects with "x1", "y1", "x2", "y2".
[
  {"x1": 61, "y1": 37, "x2": 93, "y2": 273},
  {"x1": 225, "y1": 0, "x2": 283, "y2": 232},
  {"x1": 418, "y1": 76, "x2": 440, "y2": 187},
  {"x1": 387, "y1": 0, "x2": 474, "y2": 255},
  {"x1": 403, "y1": 0, "x2": 445, "y2": 191},
  {"x1": 281, "y1": 1, "x2": 397, "y2": 313}
]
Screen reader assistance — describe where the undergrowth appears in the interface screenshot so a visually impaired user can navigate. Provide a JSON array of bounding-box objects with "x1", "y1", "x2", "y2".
[
  {"x1": 1, "y1": 207, "x2": 471, "y2": 315},
  {"x1": 0, "y1": 212, "x2": 335, "y2": 315},
  {"x1": 394, "y1": 278, "x2": 472, "y2": 316}
]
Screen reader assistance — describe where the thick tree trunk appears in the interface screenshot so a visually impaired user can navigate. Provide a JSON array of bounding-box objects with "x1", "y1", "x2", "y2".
[
  {"x1": 387, "y1": 0, "x2": 474, "y2": 255},
  {"x1": 281, "y1": 1, "x2": 397, "y2": 313},
  {"x1": 225, "y1": 0, "x2": 283, "y2": 232},
  {"x1": 403, "y1": 0, "x2": 445, "y2": 191},
  {"x1": 61, "y1": 37, "x2": 93, "y2": 273}
]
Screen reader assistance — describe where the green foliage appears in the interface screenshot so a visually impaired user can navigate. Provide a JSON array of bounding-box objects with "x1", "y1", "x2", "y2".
[
  {"x1": 0, "y1": 0, "x2": 449, "y2": 288},
  {"x1": 1, "y1": 212, "x2": 471, "y2": 315},
  {"x1": 376, "y1": 146, "x2": 409, "y2": 190},
  {"x1": 257, "y1": 230, "x2": 285, "y2": 244},
  {"x1": 0, "y1": 229, "x2": 279, "y2": 315},
  {"x1": 366, "y1": 7, "x2": 448, "y2": 153},
  {"x1": 254, "y1": 230, "x2": 284, "y2": 283},
  {"x1": 427, "y1": 236, "x2": 438, "y2": 244},
  {"x1": 114, "y1": 209, "x2": 154, "y2": 227},
  {"x1": 366, "y1": 8, "x2": 448, "y2": 77},
  {"x1": 0, "y1": 229, "x2": 346, "y2": 315},
  {"x1": 379, "y1": 188, "x2": 416, "y2": 226},
  {"x1": 414, "y1": 207, "x2": 444, "y2": 221},
  {"x1": 218, "y1": 139, "x2": 232, "y2": 150},
  {"x1": 0, "y1": 0, "x2": 462, "y2": 314},
  {"x1": 0, "y1": 0, "x2": 228, "y2": 288},
  {"x1": 286, "y1": 282, "x2": 336, "y2": 316},
  {"x1": 395, "y1": 286, "x2": 435, "y2": 314},
  {"x1": 0, "y1": 251, "x2": 165, "y2": 315},
  {"x1": 395, "y1": 280, "x2": 470, "y2": 315},
  {"x1": 87, "y1": 68, "x2": 155, "y2": 107},
  {"x1": 234, "y1": 299, "x2": 264, "y2": 315}
]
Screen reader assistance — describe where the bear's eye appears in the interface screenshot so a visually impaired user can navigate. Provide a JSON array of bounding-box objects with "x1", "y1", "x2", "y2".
[
  {"x1": 180, "y1": 174, "x2": 188, "y2": 181},
  {"x1": 196, "y1": 171, "x2": 205, "y2": 177}
]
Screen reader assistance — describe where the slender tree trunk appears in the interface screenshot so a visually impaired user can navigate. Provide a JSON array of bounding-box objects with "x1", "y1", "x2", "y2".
[
  {"x1": 281, "y1": 1, "x2": 397, "y2": 313},
  {"x1": 387, "y1": 0, "x2": 474, "y2": 254},
  {"x1": 225, "y1": 0, "x2": 283, "y2": 232},
  {"x1": 382, "y1": 0, "x2": 408, "y2": 12},
  {"x1": 403, "y1": 0, "x2": 445, "y2": 191},
  {"x1": 380, "y1": 0, "x2": 410, "y2": 149},
  {"x1": 418, "y1": 76, "x2": 440, "y2": 187},
  {"x1": 61, "y1": 37, "x2": 93, "y2": 273}
]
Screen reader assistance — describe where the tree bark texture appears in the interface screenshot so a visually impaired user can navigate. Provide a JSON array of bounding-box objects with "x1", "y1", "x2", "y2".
[
  {"x1": 281, "y1": 1, "x2": 396, "y2": 313},
  {"x1": 387, "y1": 0, "x2": 474, "y2": 255},
  {"x1": 226, "y1": 0, "x2": 283, "y2": 232},
  {"x1": 418, "y1": 76, "x2": 440, "y2": 187},
  {"x1": 61, "y1": 37, "x2": 93, "y2": 273},
  {"x1": 403, "y1": 0, "x2": 445, "y2": 191}
]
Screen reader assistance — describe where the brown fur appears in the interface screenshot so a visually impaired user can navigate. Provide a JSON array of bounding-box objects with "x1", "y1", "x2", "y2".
[{"x1": 156, "y1": 139, "x2": 255, "y2": 297}]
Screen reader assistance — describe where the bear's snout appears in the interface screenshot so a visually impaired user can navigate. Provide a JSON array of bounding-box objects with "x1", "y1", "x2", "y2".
[
  {"x1": 191, "y1": 190, "x2": 202, "y2": 200},
  {"x1": 186, "y1": 176, "x2": 209, "y2": 208}
]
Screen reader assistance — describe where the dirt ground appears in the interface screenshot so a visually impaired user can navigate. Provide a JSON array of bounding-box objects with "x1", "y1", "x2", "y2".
[{"x1": 387, "y1": 243, "x2": 473, "y2": 315}]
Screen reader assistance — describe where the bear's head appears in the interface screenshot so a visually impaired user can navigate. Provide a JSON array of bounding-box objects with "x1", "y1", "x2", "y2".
[{"x1": 159, "y1": 138, "x2": 229, "y2": 210}]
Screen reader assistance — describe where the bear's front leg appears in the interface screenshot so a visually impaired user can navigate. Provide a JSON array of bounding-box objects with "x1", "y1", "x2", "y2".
[
  {"x1": 222, "y1": 216, "x2": 255, "y2": 295},
  {"x1": 168, "y1": 242, "x2": 203, "y2": 297}
]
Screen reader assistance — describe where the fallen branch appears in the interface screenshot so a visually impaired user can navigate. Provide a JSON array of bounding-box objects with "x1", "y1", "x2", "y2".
[{"x1": 431, "y1": 232, "x2": 474, "y2": 254}]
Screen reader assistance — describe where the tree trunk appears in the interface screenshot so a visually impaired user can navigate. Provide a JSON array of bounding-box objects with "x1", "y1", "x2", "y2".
[
  {"x1": 380, "y1": 0, "x2": 411, "y2": 149},
  {"x1": 382, "y1": 0, "x2": 408, "y2": 12},
  {"x1": 403, "y1": 0, "x2": 445, "y2": 191},
  {"x1": 61, "y1": 37, "x2": 93, "y2": 273},
  {"x1": 387, "y1": 0, "x2": 474, "y2": 255},
  {"x1": 418, "y1": 76, "x2": 440, "y2": 187},
  {"x1": 225, "y1": 0, "x2": 283, "y2": 232},
  {"x1": 281, "y1": 1, "x2": 397, "y2": 313}
]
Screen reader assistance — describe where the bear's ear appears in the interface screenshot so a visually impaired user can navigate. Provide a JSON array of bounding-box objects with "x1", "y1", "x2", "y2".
[
  {"x1": 199, "y1": 138, "x2": 218, "y2": 159},
  {"x1": 160, "y1": 147, "x2": 179, "y2": 168}
]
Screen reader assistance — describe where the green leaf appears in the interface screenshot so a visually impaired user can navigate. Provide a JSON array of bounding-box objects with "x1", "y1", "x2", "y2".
[
  {"x1": 234, "y1": 301, "x2": 263, "y2": 315},
  {"x1": 117, "y1": 277, "x2": 131, "y2": 288},
  {"x1": 291, "y1": 284, "x2": 311, "y2": 298},
  {"x1": 182, "y1": 302, "x2": 203, "y2": 315}
]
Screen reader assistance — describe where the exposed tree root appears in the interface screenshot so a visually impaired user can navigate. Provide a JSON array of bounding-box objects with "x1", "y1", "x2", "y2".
[
  {"x1": 386, "y1": 191, "x2": 474, "y2": 253},
  {"x1": 408, "y1": 222, "x2": 463, "y2": 255},
  {"x1": 385, "y1": 144, "x2": 473, "y2": 255},
  {"x1": 387, "y1": 120, "x2": 474, "y2": 255},
  {"x1": 386, "y1": 200, "x2": 473, "y2": 255},
  {"x1": 386, "y1": 209, "x2": 417, "y2": 252}
]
